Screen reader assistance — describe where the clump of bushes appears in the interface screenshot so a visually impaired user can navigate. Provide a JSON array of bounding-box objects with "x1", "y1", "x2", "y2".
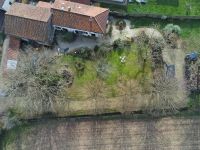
[
  {"x1": 163, "y1": 24, "x2": 181, "y2": 48},
  {"x1": 94, "y1": 44, "x2": 113, "y2": 59},
  {"x1": 163, "y1": 24, "x2": 181, "y2": 36},
  {"x1": 115, "y1": 19, "x2": 126, "y2": 31},
  {"x1": 113, "y1": 39, "x2": 131, "y2": 51},
  {"x1": 1, "y1": 108, "x2": 21, "y2": 130},
  {"x1": 36, "y1": 72, "x2": 61, "y2": 87},
  {"x1": 73, "y1": 47, "x2": 95, "y2": 60},
  {"x1": 74, "y1": 61, "x2": 85, "y2": 77},
  {"x1": 96, "y1": 60, "x2": 111, "y2": 80}
]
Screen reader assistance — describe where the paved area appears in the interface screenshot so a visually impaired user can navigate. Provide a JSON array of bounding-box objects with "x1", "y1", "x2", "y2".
[
  {"x1": 0, "y1": 36, "x2": 10, "y2": 88},
  {"x1": 2, "y1": 116, "x2": 200, "y2": 150},
  {"x1": 56, "y1": 35, "x2": 107, "y2": 53},
  {"x1": 0, "y1": 36, "x2": 20, "y2": 116}
]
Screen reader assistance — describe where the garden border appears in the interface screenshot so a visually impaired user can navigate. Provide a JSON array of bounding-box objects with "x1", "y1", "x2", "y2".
[{"x1": 110, "y1": 11, "x2": 200, "y2": 21}]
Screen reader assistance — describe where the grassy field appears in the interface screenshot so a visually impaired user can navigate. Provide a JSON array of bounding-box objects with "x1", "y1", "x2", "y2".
[
  {"x1": 100, "y1": 0, "x2": 200, "y2": 16},
  {"x1": 128, "y1": 0, "x2": 200, "y2": 16}
]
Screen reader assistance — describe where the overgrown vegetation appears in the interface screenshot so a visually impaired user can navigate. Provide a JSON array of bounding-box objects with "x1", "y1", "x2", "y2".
[{"x1": 7, "y1": 48, "x2": 68, "y2": 117}]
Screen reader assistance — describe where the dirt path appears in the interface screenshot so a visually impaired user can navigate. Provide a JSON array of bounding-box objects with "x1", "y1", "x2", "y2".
[
  {"x1": 2, "y1": 116, "x2": 200, "y2": 150},
  {"x1": 162, "y1": 40, "x2": 187, "y2": 106}
]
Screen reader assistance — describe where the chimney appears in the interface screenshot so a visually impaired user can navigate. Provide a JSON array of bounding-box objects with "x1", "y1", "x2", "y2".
[{"x1": 61, "y1": 2, "x2": 65, "y2": 10}]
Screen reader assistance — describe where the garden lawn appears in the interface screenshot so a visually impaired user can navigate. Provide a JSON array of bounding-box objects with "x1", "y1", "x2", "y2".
[
  {"x1": 58, "y1": 44, "x2": 152, "y2": 100},
  {"x1": 128, "y1": 0, "x2": 200, "y2": 16}
]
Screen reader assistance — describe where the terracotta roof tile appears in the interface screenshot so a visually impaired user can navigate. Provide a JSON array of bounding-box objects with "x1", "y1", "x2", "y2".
[
  {"x1": 6, "y1": 3, "x2": 51, "y2": 22},
  {"x1": 53, "y1": 0, "x2": 108, "y2": 17},
  {"x1": 52, "y1": 0, "x2": 109, "y2": 33}
]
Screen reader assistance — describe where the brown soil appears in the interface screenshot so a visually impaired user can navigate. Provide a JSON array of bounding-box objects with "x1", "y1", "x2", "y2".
[{"x1": 3, "y1": 116, "x2": 200, "y2": 150}]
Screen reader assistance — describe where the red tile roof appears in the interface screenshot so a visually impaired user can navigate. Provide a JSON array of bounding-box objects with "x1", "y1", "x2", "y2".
[
  {"x1": 53, "y1": 0, "x2": 108, "y2": 17},
  {"x1": 37, "y1": 1, "x2": 52, "y2": 9},
  {"x1": 52, "y1": 0, "x2": 109, "y2": 34}
]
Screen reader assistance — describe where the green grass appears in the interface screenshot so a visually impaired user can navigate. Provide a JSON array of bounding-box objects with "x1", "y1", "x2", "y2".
[
  {"x1": 1, "y1": 124, "x2": 30, "y2": 148},
  {"x1": 58, "y1": 44, "x2": 152, "y2": 100},
  {"x1": 100, "y1": 2, "x2": 127, "y2": 13},
  {"x1": 128, "y1": 0, "x2": 200, "y2": 16},
  {"x1": 61, "y1": 55, "x2": 97, "y2": 86},
  {"x1": 106, "y1": 48, "x2": 143, "y2": 85},
  {"x1": 61, "y1": 44, "x2": 151, "y2": 86}
]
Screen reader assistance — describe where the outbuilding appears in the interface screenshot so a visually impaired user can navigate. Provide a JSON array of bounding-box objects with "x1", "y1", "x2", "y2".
[{"x1": 4, "y1": 3, "x2": 54, "y2": 45}]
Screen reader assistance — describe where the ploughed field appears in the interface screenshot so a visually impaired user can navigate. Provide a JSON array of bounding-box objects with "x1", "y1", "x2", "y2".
[{"x1": 2, "y1": 116, "x2": 200, "y2": 150}]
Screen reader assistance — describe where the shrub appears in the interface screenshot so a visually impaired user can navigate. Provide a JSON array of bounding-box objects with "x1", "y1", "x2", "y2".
[
  {"x1": 113, "y1": 39, "x2": 131, "y2": 52},
  {"x1": 74, "y1": 61, "x2": 85, "y2": 77},
  {"x1": 96, "y1": 60, "x2": 111, "y2": 80},
  {"x1": 113, "y1": 39, "x2": 125, "y2": 51},
  {"x1": 73, "y1": 47, "x2": 95, "y2": 60},
  {"x1": 94, "y1": 44, "x2": 113, "y2": 58},
  {"x1": 115, "y1": 19, "x2": 126, "y2": 31},
  {"x1": 163, "y1": 24, "x2": 181, "y2": 35},
  {"x1": 107, "y1": 24, "x2": 113, "y2": 37},
  {"x1": 2, "y1": 109, "x2": 21, "y2": 130}
]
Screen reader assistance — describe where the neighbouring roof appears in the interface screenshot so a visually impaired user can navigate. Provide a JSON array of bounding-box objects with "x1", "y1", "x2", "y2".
[
  {"x1": 53, "y1": 0, "x2": 108, "y2": 17},
  {"x1": 6, "y1": 3, "x2": 52, "y2": 22},
  {"x1": 37, "y1": 1, "x2": 52, "y2": 9},
  {"x1": 52, "y1": 0, "x2": 109, "y2": 33}
]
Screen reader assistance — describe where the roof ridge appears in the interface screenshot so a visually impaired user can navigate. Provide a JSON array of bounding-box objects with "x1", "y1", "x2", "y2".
[{"x1": 94, "y1": 9, "x2": 109, "y2": 34}]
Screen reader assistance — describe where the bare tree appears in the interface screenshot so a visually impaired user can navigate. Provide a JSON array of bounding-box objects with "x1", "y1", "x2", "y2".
[
  {"x1": 7, "y1": 47, "x2": 67, "y2": 116},
  {"x1": 144, "y1": 73, "x2": 181, "y2": 116}
]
